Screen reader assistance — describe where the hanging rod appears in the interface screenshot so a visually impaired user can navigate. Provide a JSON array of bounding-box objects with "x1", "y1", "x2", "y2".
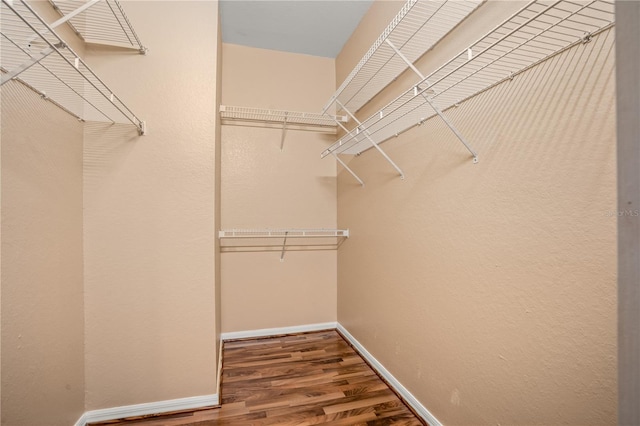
[
  {"x1": 47, "y1": 0, "x2": 147, "y2": 53},
  {"x1": 1, "y1": 0, "x2": 146, "y2": 135},
  {"x1": 322, "y1": 0, "x2": 614, "y2": 161}
]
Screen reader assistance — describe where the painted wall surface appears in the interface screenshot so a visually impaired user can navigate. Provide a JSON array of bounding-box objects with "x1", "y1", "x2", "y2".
[
  {"x1": 82, "y1": 1, "x2": 220, "y2": 409},
  {"x1": 1, "y1": 82, "x2": 85, "y2": 425},
  {"x1": 336, "y1": 2, "x2": 617, "y2": 425},
  {"x1": 220, "y1": 44, "x2": 338, "y2": 332}
]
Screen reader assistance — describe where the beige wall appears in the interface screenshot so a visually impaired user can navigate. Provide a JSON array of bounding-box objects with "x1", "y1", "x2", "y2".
[
  {"x1": 220, "y1": 44, "x2": 337, "y2": 332},
  {"x1": 82, "y1": 1, "x2": 221, "y2": 409},
  {"x1": 1, "y1": 82, "x2": 85, "y2": 425},
  {"x1": 215, "y1": 5, "x2": 223, "y2": 374},
  {"x1": 336, "y1": 2, "x2": 617, "y2": 425}
]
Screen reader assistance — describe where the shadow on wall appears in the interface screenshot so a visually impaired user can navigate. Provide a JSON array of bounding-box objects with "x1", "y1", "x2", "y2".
[
  {"x1": 83, "y1": 121, "x2": 140, "y2": 194},
  {"x1": 339, "y1": 27, "x2": 616, "y2": 189}
]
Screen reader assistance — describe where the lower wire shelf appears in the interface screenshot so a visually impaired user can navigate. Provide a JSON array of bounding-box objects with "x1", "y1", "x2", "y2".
[{"x1": 218, "y1": 229, "x2": 350, "y2": 261}]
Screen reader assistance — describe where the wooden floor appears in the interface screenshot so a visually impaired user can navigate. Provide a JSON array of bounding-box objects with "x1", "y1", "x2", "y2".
[{"x1": 92, "y1": 330, "x2": 425, "y2": 425}]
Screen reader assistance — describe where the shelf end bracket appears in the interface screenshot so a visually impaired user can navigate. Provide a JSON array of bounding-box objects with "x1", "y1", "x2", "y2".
[
  {"x1": 333, "y1": 153, "x2": 365, "y2": 187},
  {"x1": 280, "y1": 112, "x2": 288, "y2": 151},
  {"x1": 336, "y1": 99, "x2": 405, "y2": 179},
  {"x1": 280, "y1": 231, "x2": 289, "y2": 262}
]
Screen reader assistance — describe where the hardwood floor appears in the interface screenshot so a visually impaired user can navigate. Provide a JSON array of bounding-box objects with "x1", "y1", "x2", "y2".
[{"x1": 91, "y1": 330, "x2": 426, "y2": 425}]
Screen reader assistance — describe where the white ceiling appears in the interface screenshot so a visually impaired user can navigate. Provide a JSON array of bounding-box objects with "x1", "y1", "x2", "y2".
[{"x1": 220, "y1": 1, "x2": 374, "y2": 58}]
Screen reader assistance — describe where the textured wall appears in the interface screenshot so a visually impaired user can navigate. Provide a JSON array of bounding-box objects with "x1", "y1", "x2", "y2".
[
  {"x1": 336, "y1": 1, "x2": 617, "y2": 425},
  {"x1": 220, "y1": 44, "x2": 337, "y2": 332},
  {"x1": 1, "y1": 82, "x2": 85, "y2": 426},
  {"x1": 82, "y1": 1, "x2": 220, "y2": 409}
]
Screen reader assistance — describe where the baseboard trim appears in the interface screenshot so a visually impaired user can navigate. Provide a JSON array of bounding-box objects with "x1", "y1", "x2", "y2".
[
  {"x1": 220, "y1": 322, "x2": 338, "y2": 341},
  {"x1": 74, "y1": 322, "x2": 438, "y2": 426},
  {"x1": 74, "y1": 413, "x2": 88, "y2": 426},
  {"x1": 80, "y1": 394, "x2": 219, "y2": 425},
  {"x1": 336, "y1": 323, "x2": 442, "y2": 426}
]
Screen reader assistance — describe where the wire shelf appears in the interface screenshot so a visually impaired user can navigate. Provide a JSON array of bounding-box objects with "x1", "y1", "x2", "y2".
[
  {"x1": 322, "y1": 0, "x2": 614, "y2": 158},
  {"x1": 47, "y1": 0, "x2": 146, "y2": 53},
  {"x1": 323, "y1": 0, "x2": 483, "y2": 115},
  {"x1": 219, "y1": 229, "x2": 349, "y2": 239},
  {"x1": 219, "y1": 229, "x2": 350, "y2": 259},
  {"x1": 220, "y1": 105, "x2": 347, "y2": 129},
  {"x1": 1, "y1": 0, "x2": 144, "y2": 134}
]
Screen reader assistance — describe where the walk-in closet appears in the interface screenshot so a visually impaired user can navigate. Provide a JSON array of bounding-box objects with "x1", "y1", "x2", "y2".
[{"x1": 1, "y1": 0, "x2": 635, "y2": 425}]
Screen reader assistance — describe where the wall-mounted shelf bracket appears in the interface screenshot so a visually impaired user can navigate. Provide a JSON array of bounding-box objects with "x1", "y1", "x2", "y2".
[
  {"x1": 385, "y1": 38, "x2": 478, "y2": 163},
  {"x1": 333, "y1": 153, "x2": 364, "y2": 187},
  {"x1": 280, "y1": 112, "x2": 288, "y2": 151},
  {"x1": 336, "y1": 100, "x2": 404, "y2": 179},
  {"x1": 280, "y1": 231, "x2": 289, "y2": 261}
]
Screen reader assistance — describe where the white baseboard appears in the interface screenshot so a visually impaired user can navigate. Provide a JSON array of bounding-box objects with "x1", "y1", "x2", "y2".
[
  {"x1": 337, "y1": 323, "x2": 442, "y2": 426},
  {"x1": 79, "y1": 394, "x2": 218, "y2": 425},
  {"x1": 74, "y1": 322, "x2": 438, "y2": 426},
  {"x1": 74, "y1": 413, "x2": 88, "y2": 426},
  {"x1": 220, "y1": 321, "x2": 338, "y2": 341}
]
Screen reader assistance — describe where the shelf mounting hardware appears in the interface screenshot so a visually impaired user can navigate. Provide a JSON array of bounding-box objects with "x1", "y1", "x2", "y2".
[
  {"x1": 385, "y1": 38, "x2": 478, "y2": 163},
  {"x1": 333, "y1": 152, "x2": 365, "y2": 187},
  {"x1": 327, "y1": 115, "x2": 365, "y2": 186},
  {"x1": 336, "y1": 99, "x2": 404, "y2": 179},
  {"x1": 280, "y1": 231, "x2": 289, "y2": 262},
  {"x1": 280, "y1": 112, "x2": 288, "y2": 151}
]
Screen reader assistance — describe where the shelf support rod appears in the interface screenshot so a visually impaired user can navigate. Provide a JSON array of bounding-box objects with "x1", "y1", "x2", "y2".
[
  {"x1": 1, "y1": 46, "x2": 56, "y2": 86},
  {"x1": 336, "y1": 100, "x2": 404, "y2": 179},
  {"x1": 280, "y1": 112, "x2": 288, "y2": 151},
  {"x1": 280, "y1": 231, "x2": 289, "y2": 262},
  {"x1": 333, "y1": 153, "x2": 365, "y2": 187},
  {"x1": 327, "y1": 115, "x2": 365, "y2": 186},
  {"x1": 385, "y1": 39, "x2": 478, "y2": 163},
  {"x1": 421, "y1": 94, "x2": 478, "y2": 163},
  {"x1": 27, "y1": 0, "x2": 101, "y2": 46}
]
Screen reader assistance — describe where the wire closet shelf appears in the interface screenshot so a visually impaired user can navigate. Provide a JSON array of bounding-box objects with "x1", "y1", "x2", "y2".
[
  {"x1": 219, "y1": 229, "x2": 350, "y2": 261},
  {"x1": 322, "y1": 0, "x2": 615, "y2": 160},
  {"x1": 0, "y1": 0, "x2": 145, "y2": 134},
  {"x1": 220, "y1": 105, "x2": 347, "y2": 130},
  {"x1": 322, "y1": 0, "x2": 484, "y2": 116},
  {"x1": 47, "y1": 0, "x2": 147, "y2": 53}
]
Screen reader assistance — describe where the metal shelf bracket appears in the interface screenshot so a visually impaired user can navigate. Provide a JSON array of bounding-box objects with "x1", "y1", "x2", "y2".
[
  {"x1": 386, "y1": 38, "x2": 478, "y2": 163},
  {"x1": 337, "y1": 100, "x2": 404, "y2": 179}
]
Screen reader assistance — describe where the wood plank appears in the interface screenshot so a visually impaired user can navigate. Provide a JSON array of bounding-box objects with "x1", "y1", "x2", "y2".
[{"x1": 90, "y1": 330, "x2": 426, "y2": 426}]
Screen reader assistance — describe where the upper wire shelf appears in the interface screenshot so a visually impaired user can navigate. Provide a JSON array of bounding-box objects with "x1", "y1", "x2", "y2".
[
  {"x1": 323, "y1": 0, "x2": 484, "y2": 116},
  {"x1": 47, "y1": 0, "x2": 147, "y2": 53},
  {"x1": 1, "y1": 0, "x2": 145, "y2": 134},
  {"x1": 322, "y1": 0, "x2": 615, "y2": 158},
  {"x1": 220, "y1": 105, "x2": 347, "y2": 130}
]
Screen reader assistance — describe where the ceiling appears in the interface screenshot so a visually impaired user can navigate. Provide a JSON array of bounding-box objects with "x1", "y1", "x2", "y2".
[{"x1": 219, "y1": 1, "x2": 374, "y2": 58}]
